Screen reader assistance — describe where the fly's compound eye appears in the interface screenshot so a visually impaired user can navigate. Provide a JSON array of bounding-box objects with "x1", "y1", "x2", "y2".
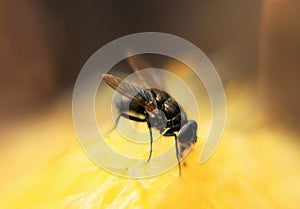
[
  {"x1": 178, "y1": 120, "x2": 198, "y2": 145},
  {"x1": 149, "y1": 109, "x2": 167, "y2": 132}
]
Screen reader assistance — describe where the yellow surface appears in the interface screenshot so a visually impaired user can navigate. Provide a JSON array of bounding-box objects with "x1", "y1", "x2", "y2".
[{"x1": 0, "y1": 77, "x2": 300, "y2": 209}]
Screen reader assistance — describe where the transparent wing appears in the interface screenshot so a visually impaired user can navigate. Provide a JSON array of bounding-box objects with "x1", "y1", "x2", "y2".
[
  {"x1": 127, "y1": 54, "x2": 164, "y2": 89},
  {"x1": 102, "y1": 74, "x2": 148, "y2": 107}
]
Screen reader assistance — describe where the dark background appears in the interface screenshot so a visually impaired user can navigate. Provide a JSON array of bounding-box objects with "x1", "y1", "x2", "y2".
[{"x1": 0, "y1": 0, "x2": 299, "y2": 132}]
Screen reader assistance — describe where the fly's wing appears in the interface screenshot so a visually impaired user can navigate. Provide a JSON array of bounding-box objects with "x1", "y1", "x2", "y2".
[
  {"x1": 127, "y1": 54, "x2": 164, "y2": 90},
  {"x1": 102, "y1": 74, "x2": 149, "y2": 107}
]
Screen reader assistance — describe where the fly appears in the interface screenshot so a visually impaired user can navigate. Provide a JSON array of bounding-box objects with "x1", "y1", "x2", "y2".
[
  {"x1": 102, "y1": 73, "x2": 197, "y2": 176},
  {"x1": 102, "y1": 55, "x2": 197, "y2": 175}
]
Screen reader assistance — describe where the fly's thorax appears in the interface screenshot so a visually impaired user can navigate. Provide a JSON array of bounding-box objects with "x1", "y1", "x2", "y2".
[
  {"x1": 145, "y1": 100, "x2": 157, "y2": 114},
  {"x1": 162, "y1": 97, "x2": 181, "y2": 120},
  {"x1": 150, "y1": 88, "x2": 169, "y2": 107},
  {"x1": 150, "y1": 88, "x2": 188, "y2": 130}
]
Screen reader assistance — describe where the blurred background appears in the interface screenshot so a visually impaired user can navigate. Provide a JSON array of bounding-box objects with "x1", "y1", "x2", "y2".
[{"x1": 0, "y1": 0, "x2": 300, "y2": 208}]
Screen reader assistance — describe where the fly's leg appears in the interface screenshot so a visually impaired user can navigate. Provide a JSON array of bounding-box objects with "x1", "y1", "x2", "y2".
[
  {"x1": 146, "y1": 119, "x2": 153, "y2": 163},
  {"x1": 107, "y1": 112, "x2": 147, "y2": 134},
  {"x1": 114, "y1": 112, "x2": 147, "y2": 129},
  {"x1": 175, "y1": 135, "x2": 181, "y2": 176},
  {"x1": 114, "y1": 114, "x2": 122, "y2": 129},
  {"x1": 163, "y1": 130, "x2": 181, "y2": 176},
  {"x1": 113, "y1": 113, "x2": 153, "y2": 164}
]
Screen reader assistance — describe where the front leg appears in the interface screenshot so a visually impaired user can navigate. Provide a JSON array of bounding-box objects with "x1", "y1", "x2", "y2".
[
  {"x1": 163, "y1": 130, "x2": 181, "y2": 176},
  {"x1": 146, "y1": 118, "x2": 153, "y2": 163}
]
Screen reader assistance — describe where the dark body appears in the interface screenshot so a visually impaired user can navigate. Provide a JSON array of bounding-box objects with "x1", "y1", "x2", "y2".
[
  {"x1": 118, "y1": 88, "x2": 187, "y2": 133},
  {"x1": 103, "y1": 74, "x2": 197, "y2": 175}
]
